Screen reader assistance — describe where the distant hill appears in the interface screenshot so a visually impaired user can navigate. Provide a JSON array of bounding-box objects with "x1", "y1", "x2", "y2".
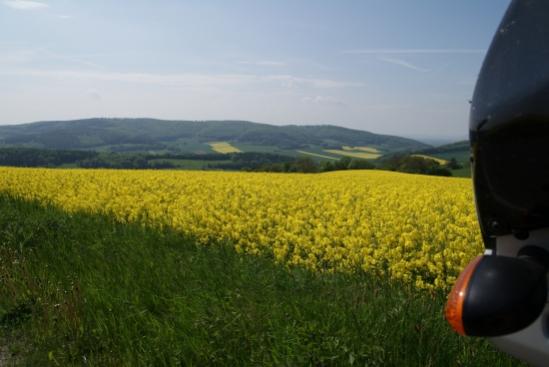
[
  {"x1": 415, "y1": 140, "x2": 470, "y2": 177},
  {"x1": 418, "y1": 140, "x2": 468, "y2": 155},
  {"x1": 0, "y1": 118, "x2": 429, "y2": 156}
]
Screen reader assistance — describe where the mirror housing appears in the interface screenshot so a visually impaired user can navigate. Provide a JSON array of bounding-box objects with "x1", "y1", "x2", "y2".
[{"x1": 470, "y1": 0, "x2": 549, "y2": 246}]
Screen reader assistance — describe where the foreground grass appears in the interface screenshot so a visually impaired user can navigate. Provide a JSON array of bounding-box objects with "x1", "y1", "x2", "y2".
[{"x1": 0, "y1": 195, "x2": 521, "y2": 366}]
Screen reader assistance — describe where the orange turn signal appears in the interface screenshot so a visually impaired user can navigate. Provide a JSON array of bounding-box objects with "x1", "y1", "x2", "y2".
[
  {"x1": 444, "y1": 256, "x2": 483, "y2": 335},
  {"x1": 445, "y1": 250, "x2": 548, "y2": 337}
]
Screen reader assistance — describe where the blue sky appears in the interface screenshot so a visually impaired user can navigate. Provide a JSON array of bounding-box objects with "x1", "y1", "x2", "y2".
[{"x1": 0, "y1": 0, "x2": 510, "y2": 140}]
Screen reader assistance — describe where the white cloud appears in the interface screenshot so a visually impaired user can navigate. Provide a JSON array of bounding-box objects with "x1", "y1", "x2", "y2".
[
  {"x1": 0, "y1": 69, "x2": 363, "y2": 89},
  {"x1": 342, "y1": 48, "x2": 485, "y2": 55},
  {"x1": 264, "y1": 74, "x2": 362, "y2": 88},
  {"x1": 0, "y1": 49, "x2": 37, "y2": 64},
  {"x1": 378, "y1": 57, "x2": 429, "y2": 73},
  {"x1": 0, "y1": 48, "x2": 101, "y2": 69},
  {"x1": 3, "y1": 0, "x2": 48, "y2": 10}
]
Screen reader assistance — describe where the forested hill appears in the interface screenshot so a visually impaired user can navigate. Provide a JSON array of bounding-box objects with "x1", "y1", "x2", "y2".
[
  {"x1": 0, "y1": 118, "x2": 429, "y2": 153},
  {"x1": 418, "y1": 140, "x2": 468, "y2": 155}
]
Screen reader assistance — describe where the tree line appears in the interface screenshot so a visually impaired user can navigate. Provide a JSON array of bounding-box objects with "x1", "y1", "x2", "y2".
[{"x1": 0, "y1": 147, "x2": 457, "y2": 176}]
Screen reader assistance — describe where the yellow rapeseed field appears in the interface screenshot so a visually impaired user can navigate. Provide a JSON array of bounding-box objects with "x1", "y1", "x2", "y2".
[
  {"x1": 0, "y1": 167, "x2": 482, "y2": 290},
  {"x1": 208, "y1": 141, "x2": 241, "y2": 154}
]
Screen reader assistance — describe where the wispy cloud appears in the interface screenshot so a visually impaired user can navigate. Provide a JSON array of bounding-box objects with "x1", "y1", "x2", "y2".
[
  {"x1": 343, "y1": 48, "x2": 485, "y2": 55},
  {"x1": 0, "y1": 47, "x2": 101, "y2": 69},
  {"x1": 302, "y1": 95, "x2": 346, "y2": 106},
  {"x1": 238, "y1": 60, "x2": 287, "y2": 67},
  {"x1": 378, "y1": 56, "x2": 429, "y2": 72},
  {"x1": 0, "y1": 49, "x2": 37, "y2": 64},
  {"x1": 3, "y1": 0, "x2": 48, "y2": 10},
  {"x1": 0, "y1": 69, "x2": 363, "y2": 89},
  {"x1": 41, "y1": 49, "x2": 100, "y2": 68},
  {"x1": 263, "y1": 74, "x2": 362, "y2": 88}
]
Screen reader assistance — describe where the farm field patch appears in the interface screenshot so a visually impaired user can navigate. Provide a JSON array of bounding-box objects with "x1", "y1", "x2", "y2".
[
  {"x1": 342, "y1": 146, "x2": 381, "y2": 153},
  {"x1": 0, "y1": 167, "x2": 481, "y2": 290},
  {"x1": 0, "y1": 195, "x2": 518, "y2": 366},
  {"x1": 296, "y1": 150, "x2": 339, "y2": 160},
  {"x1": 208, "y1": 141, "x2": 241, "y2": 154},
  {"x1": 324, "y1": 149, "x2": 382, "y2": 160},
  {"x1": 411, "y1": 154, "x2": 449, "y2": 165}
]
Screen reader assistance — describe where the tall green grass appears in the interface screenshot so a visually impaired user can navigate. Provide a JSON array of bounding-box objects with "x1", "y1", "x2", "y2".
[{"x1": 0, "y1": 195, "x2": 522, "y2": 366}]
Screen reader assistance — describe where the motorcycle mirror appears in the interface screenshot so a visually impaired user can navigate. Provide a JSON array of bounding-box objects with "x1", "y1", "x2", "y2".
[{"x1": 470, "y1": 0, "x2": 549, "y2": 246}]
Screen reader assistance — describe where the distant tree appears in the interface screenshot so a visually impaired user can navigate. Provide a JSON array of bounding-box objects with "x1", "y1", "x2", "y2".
[
  {"x1": 283, "y1": 162, "x2": 292, "y2": 172},
  {"x1": 293, "y1": 158, "x2": 319, "y2": 173},
  {"x1": 348, "y1": 159, "x2": 375, "y2": 170},
  {"x1": 334, "y1": 157, "x2": 352, "y2": 170},
  {"x1": 263, "y1": 163, "x2": 284, "y2": 172},
  {"x1": 446, "y1": 158, "x2": 462, "y2": 170},
  {"x1": 320, "y1": 161, "x2": 335, "y2": 172},
  {"x1": 379, "y1": 154, "x2": 452, "y2": 177},
  {"x1": 427, "y1": 167, "x2": 453, "y2": 177},
  {"x1": 149, "y1": 161, "x2": 176, "y2": 169}
]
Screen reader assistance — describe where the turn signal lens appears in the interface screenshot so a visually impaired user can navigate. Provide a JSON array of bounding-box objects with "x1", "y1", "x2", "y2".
[{"x1": 445, "y1": 256, "x2": 483, "y2": 335}]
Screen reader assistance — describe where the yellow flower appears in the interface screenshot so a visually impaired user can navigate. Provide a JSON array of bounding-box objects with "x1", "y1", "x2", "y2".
[{"x1": 0, "y1": 167, "x2": 483, "y2": 290}]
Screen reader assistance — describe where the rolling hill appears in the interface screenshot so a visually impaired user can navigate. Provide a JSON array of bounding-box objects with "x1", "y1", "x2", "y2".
[
  {"x1": 0, "y1": 118, "x2": 430, "y2": 156},
  {"x1": 416, "y1": 140, "x2": 469, "y2": 162},
  {"x1": 415, "y1": 140, "x2": 470, "y2": 177}
]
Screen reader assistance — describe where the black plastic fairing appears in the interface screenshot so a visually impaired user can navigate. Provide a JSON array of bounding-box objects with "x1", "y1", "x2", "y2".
[{"x1": 470, "y1": 0, "x2": 549, "y2": 246}]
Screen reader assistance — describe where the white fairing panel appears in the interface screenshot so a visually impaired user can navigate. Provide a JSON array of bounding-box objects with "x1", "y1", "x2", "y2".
[
  {"x1": 490, "y1": 229, "x2": 549, "y2": 366},
  {"x1": 491, "y1": 309, "x2": 549, "y2": 367}
]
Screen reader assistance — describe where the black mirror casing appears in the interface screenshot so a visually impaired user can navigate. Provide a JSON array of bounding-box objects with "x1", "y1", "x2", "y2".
[{"x1": 470, "y1": 0, "x2": 549, "y2": 247}]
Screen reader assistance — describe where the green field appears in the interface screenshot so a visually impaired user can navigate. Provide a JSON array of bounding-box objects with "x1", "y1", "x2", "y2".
[
  {"x1": 450, "y1": 165, "x2": 472, "y2": 178},
  {"x1": 231, "y1": 143, "x2": 285, "y2": 154},
  {"x1": 164, "y1": 139, "x2": 214, "y2": 154},
  {"x1": 411, "y1": 154, "x2": 449, "y2": 165},
  {"x1": 325, "y1": 149, "x2": 382, "y2": 160},
  {"x1": 296, "y1": 150, "x2": 339, "y2": 160},
  {"x1": 342, "y1": 146, "x2": 381, "y2": 154},
  {"x1": 0, "y1": 195, "x2": 521, "y2": 366}
]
